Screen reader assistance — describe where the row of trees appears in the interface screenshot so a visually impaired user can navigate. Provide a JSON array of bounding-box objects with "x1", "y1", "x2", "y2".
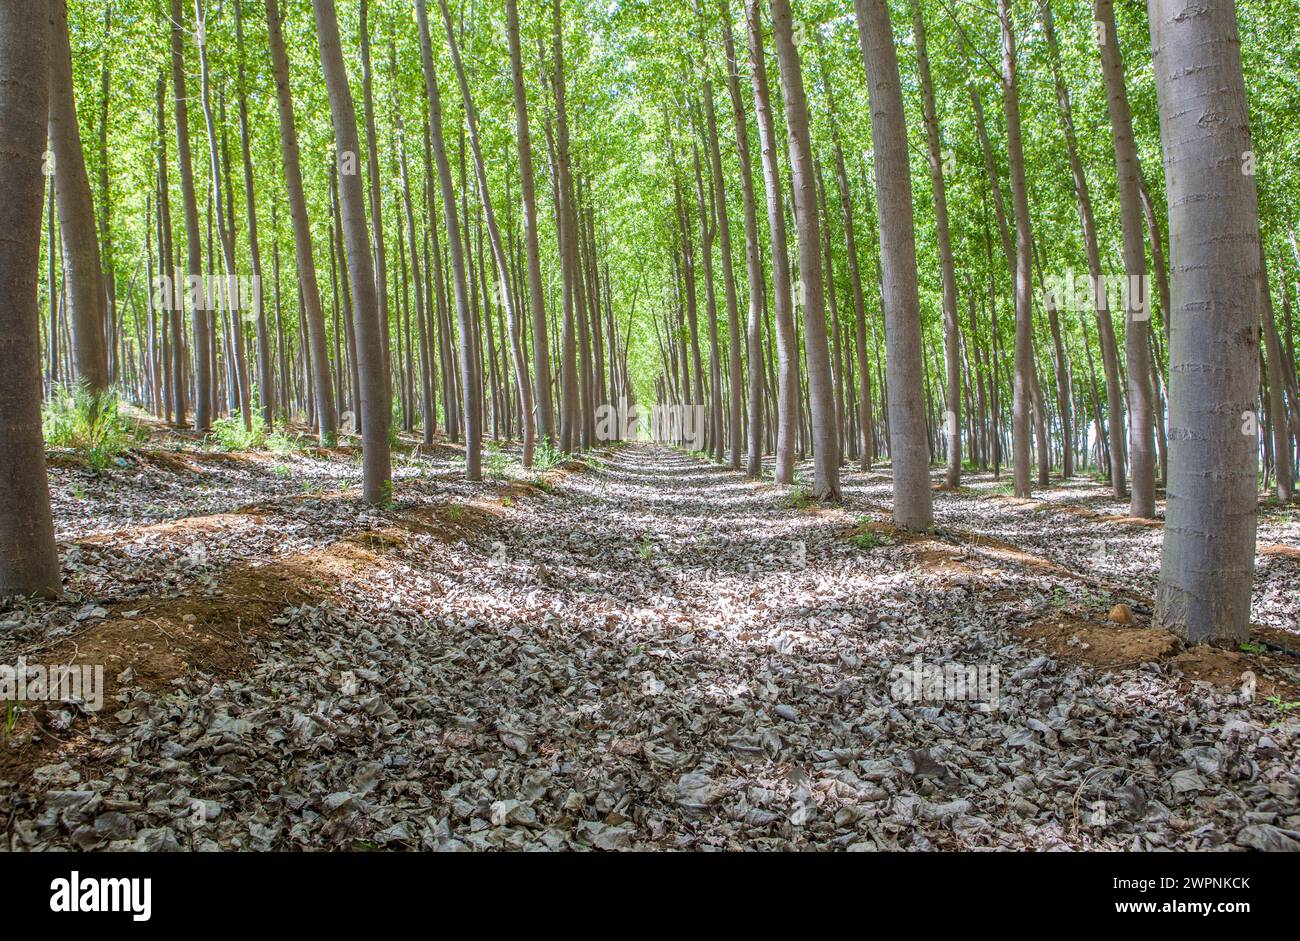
[{"x1": 0, "y1": 0, "x2": 1294, "y2": 647}]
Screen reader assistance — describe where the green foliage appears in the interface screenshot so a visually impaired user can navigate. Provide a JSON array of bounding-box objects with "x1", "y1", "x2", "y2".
[
  {"x1": 531, "y1": 440, "x2": 567, "y2": 473},
  {"x1": 210, "y1": 412, "x2": 267, "y2": 451},
  {"x1": 780, "y1": 473, "x2": 814, "y2": 510},
  {"x1": 485, "y1": 441, "x2": 512, "y2": 480},
  {"x1": 267, "y1": 430, "x2": 312, "y2": 454},
  {"x1": 849, "y1": 516, "x2": 894, "y2": 551},
  {"x1": 43, "y1": 388, "x2": 145, "y2": 470},
  {"x1": 849, "y1": 531, "x2": 894, "y2": 551}
]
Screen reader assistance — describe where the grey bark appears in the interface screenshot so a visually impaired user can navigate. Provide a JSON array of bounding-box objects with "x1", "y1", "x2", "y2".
[
  {"x1": 769, "y1": 0, "x2": 839, "y2": 499},
  {"x1": 312, "y1": 0, "x2": 392, "y2": 503},
  {"x1": 997, "y1": 0, "x2": 1035, "y2": 499},
  {"x1": 744, "y1": 0, "x2": 797, "y2": 485},
  {"x1": 48, "y1": 0, "x2": 109, "y2": 395},
  {"x1": 853, "y1": 0, "x2": 932, "y2": 527},
  {"x1": 265, "y1": 0, "x2": 337, "y2": 443},
  {"x1": 0, "y1": 0, "x2": 60, "y2": 598},
  {"x1": 910, "y1": 0, "x2": 961, "y2": 488},
  {"x1": 415, "y1": 0, "x2": 481, "y2": 479},
  {"x1": 1150, "y1": 0, "x2": 1261, "y2": 644},
  {"x1": 508, "y1": 0, "x2": 556, "y2": 447},
  {"x1": 1096, "y1": 0, "x2": 1156, "y2": 517}
]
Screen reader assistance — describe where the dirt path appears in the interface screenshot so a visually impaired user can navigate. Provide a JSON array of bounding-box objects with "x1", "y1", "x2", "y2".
[{"x1": 2, "y1": 441, "x2": 1298, "y2": 851}]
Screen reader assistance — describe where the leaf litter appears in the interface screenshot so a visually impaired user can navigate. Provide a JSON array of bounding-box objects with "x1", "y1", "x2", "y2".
[{"x1": 1, "y1": 434, "x2": 1298, "y2": 852}]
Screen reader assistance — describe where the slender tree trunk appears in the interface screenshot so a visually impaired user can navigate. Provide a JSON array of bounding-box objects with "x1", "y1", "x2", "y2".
[
  {"x1": 508, "y1": 0, "x2": 555, "y2": 448},
  {"x1": 1261, "y1": 244, "x2": 1293, "y2": 502},
  {"x1": 910, "y1": 0, "x2": 961, "y2": 488},
  {"x1": 415, "y1": 0, "x2": 480, "y2": 479},
  {"x1": 233, "y1": 0, "x2": 271, "y2": 427},
  {"x1": 699, "y1": 61, "x2": 744, "y2": 470},
  {"x1": 97, "y1": 4, "x2": 116, "y2": 387},
  {"x1": 49, "y1": 0, "x2": 109, "y2": 396},
  {"x1": 438, "y1": 0, "x2": 535, "y2": 468},
  {"x1": 853, "y1": 0, "x2": 932, "y2": 527},
  {"x1": 170, "y1": 0, "x2": 212, "y2": 431},
  {"x1": 312, "y1": 0, "x2": 391, "y2": 502},
  {"x1": 1150, "y1": 0, "x2": 1261, "y2": 644},
  {"x1": 1096, "y1": 0, "x2": 1156, "y2": 517},
  {"x1": 997, "y1": 0, "x2": 1035, "y2": 499},
  {"x1": 265, "y1": 0, "x2": 336, "y2": 443},
  {"x1": 359, "y1": 0, "x2": 392, "y2": 402},
  {"x1": 745, "y1": 0, "x2": 797, "y2": 485},
  {"x1": 1041, "y1": 0, "x2": 1125, "y2": 496},
  {"x1": 764, "y1": 1, "x2": 837, "y2": 499},
  {"x1": 1, "y1": 0, "x2": 60, "y2": 598},
  {"x1": 720, "y1": 0, "x2": 767, "y2": 478}
]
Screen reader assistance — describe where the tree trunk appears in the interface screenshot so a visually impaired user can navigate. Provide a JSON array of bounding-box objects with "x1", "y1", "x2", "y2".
[
  {"x1": 745, "y1": 0, "x2": 798, "y2": 486},
  {"x1": 48, "y1": 0, "x2": 109, "y2": 395},
  {"x1": 764, "y1": 0, "x2": 837, "y2": 499},
  {"x1": 438, "y1": 0, "x2": 535, "y2": 468},
  {"x1": 312, "y1": 0, "x2": 391, "y2": 502},
  {"x1": 1149, "y1": 0, "x2": 1261, "y2": 644},
  {"x1": 415, "y1": 0, "x2": 480, "y2": 479},
  {"x1": 853, "y1": 0, "x2": 932, "y2": 527},
  {"x1": 1, "y1": 0, "x2": 60, "y2": 598},
  {"x1": 233, "y1": 0, "x2": 272, "y2": 428},
  {"x1": 359, "y1": 0, "x2": 392, "y2": 404},
  {"x1": 1260, "y1": 243, "x2": 1293, "y2": 502},
  {"x1": 1040, "y1": 0, "x2": 1125, "y2": 496},
  {"x1": 1096, "y1": 0, "x2": 1156, "y2": 517},
  {"x1": 997, "y1": 0, "x2": 1035, "y2": 499},
  {"x1": 910, "y1": 0, "x2": 961, "y2": 489},
  {"x1": 719, "y1": 0, "x2": 767, "y2": 477},
  {"x1": 700, "y1": 60, "x2": 744, "y2": 470},
  {"x1": 170, "y1": 0, "x2": 212, "y2": 431},
  {"x1": 508, "y1": 0, "x2": 556, "y2": 448},
  {"x1": 265, "y1": 0, "x2": 336, "y2": 443}
]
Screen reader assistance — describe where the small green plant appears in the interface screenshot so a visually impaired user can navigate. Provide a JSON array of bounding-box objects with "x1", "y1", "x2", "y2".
[
  {"x1": 210, "y1": 412, "x2": 267, "y2": 451},
  {"x1": 43, "y1": 388, "x2": 145, "y2": 469},
  {"x1": 70, "y1": 483, "x2": 88, "y2": 500},
  {"x1": 267, "y1": 430, "x2": 311, "y2": 454},
  {"x1": 1240, "y1": 641, "x2": 1267, "y2": 655},
  {"x1": 446, "y1": 504, "x2": 467, "y2": 522},
  {"x1": 532, "y1": 440, "x2": 567, "y2": 473},
  {"x1": 1264, "y1": 695, "x2": 1300, "y2": 729},
  {"x1": 781, "y1": 474, "x2": 814, "y2": 510},
  {"x1": 272, "y1": 463, "x2": 291, "y2": 477},
  {"x1": 485, "y1": 441, "x2": 512, "y2": 480},
  {"x1": 849, "y1": 531, "x2": 883, "y2": 550},
  {"x1": 1266, "y1": 695, "x2": 1299, "y2": 714},
  {"x1": 637, "y1": 535, "x2": 654, "y2": 560},
  {"x1": 849, "y1": 516, "x2": 894, "y2": 551}
]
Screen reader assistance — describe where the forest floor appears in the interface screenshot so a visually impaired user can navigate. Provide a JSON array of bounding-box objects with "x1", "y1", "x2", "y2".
[{"x1": 2, "y1": 424, "x2": 1299, "y2": 851}]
